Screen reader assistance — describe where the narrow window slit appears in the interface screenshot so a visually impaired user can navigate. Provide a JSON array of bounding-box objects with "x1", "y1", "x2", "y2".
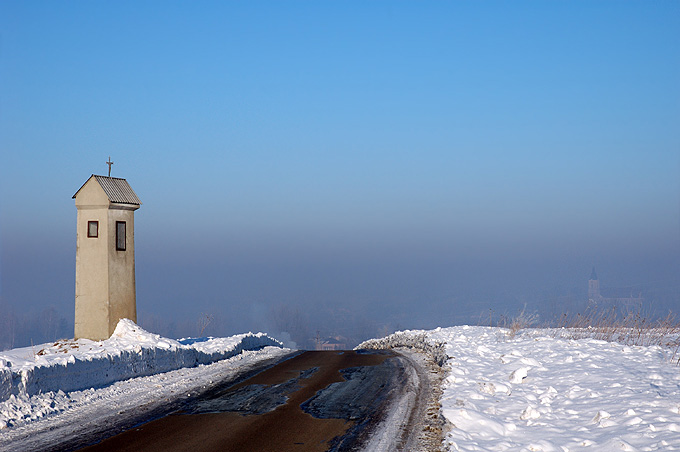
[
  {"x1": 87, "y1": 221, "x2": 99, "y2": 238},
  {"x1": 116, "y1": 221, "x2": 126, "y2": 251}
]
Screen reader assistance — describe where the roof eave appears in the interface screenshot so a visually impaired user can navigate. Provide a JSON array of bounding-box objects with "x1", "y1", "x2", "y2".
[{"x1": 110, "y1": 202, "x2": 141, "y2": 211}]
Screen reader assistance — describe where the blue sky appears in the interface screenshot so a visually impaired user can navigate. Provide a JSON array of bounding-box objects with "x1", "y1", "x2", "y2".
[{"x1": 1, "y1": 2, "x2": 679, "y2": 343}]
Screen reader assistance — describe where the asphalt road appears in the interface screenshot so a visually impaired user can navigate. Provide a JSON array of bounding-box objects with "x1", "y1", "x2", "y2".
[{"x1": 75, "y1": 350, "x2": 411, "y2": 452}]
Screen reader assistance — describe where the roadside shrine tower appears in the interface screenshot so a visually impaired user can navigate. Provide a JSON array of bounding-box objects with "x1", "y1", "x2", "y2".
[{"x1": 73, "y1": 162, "x2": 141, "y2": 340}]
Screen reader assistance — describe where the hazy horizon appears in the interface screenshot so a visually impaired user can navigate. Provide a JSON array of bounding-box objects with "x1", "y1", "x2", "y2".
[{"x1": 1, "y1": 2, "x2": 679, "y2": 349}]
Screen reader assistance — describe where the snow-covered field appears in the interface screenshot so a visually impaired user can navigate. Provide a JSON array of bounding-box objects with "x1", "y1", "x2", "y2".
[
  {"x1": 363, "y1": 326, "x2": 680, "y2": 451},
  {"x1": 0, "y1": 319, "x2": 284, "y2": 433}
]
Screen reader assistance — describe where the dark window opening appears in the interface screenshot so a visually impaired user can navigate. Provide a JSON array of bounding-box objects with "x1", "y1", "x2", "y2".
[
  {"x1": 116, "y1": 221, "x2": 126, "y2": 251},
  {"x1": 87, "y1": 221, "x2": 99, "y2": 238}
]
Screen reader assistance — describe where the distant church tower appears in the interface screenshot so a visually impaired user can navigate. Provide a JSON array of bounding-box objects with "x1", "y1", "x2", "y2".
[
  {"x1": 73, "y1": 169, "x2": 141, "y2": 340},
  {"x1": 588, "y1": 267, "x2": 601, "y2": 303}
]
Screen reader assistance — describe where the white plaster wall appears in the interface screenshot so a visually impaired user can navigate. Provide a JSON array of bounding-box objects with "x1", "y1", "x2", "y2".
[
  {"x1": 74, "y1": 177, "x2": 139, "y2": 340},
  {"x1": 107, "y1": 208, "x2": 137, "y2": 335},
  {"x1": 74, "y1": 180, "x2": 110, "y2": 340}
]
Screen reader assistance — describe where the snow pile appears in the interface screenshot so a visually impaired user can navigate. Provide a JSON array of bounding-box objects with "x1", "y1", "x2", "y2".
[
  {"x1": 364, "y1": 326, "x2": 680, "y2": 451},
  {"x1": 0, "y1": 319, "x2": 282, "y2": 406},
  {"x1": 358, "y1": 331, "x2": 448, "y2": 366},
  {"x1": 1, "y1": 390, "x2": 73, "y2": 429}
]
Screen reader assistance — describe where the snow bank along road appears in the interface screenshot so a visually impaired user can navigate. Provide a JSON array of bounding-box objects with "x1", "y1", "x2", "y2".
[
  {"x1": 0, "y1": 320, "x2": 287, "y2": 452},
  {"x1": 0, "y1": 347, "x2": 293, "y2": 452},
  {"x1": 0, "y1": 319, "x2": 282, "y2": 407},
  {"x1": 68, "y1": 349, "x2": 438, "y2": 452},
  {"x1": 363, "y1": 326, "x2": 680, "y2": 452}
]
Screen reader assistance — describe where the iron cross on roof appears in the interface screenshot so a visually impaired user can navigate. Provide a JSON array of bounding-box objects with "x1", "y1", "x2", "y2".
[{"x1": 106, "y1": 156, "x2": 114, "y2": 177}]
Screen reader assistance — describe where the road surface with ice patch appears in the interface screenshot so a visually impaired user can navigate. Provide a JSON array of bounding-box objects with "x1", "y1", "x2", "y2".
[{"x1": 68, "y1": 349, "x2": 433, "y2": 452}]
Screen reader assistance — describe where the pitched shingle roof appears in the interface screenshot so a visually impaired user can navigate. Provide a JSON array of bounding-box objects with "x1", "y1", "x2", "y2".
[{"x1": 73, "y1": 175, "x2": 142, "y2": 205}]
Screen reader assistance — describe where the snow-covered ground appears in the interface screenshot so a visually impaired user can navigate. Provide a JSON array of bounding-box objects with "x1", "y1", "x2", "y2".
[
  {"x1": 363, "y1": 326, "x2": 680, "y2": 451},
  {"x1": 3, "y1": 322, "x2": 680, "y2": 451},
  {"x1": 0, "y1": 319, "x2": 285, "y2": 433}
]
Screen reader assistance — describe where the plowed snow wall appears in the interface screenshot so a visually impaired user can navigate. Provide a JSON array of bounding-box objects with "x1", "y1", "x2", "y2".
[
  {"x1": 357, "y1": 331, "x2": 447, "y2": 366},
  {"x1": 0, "y1": 368, "x2": 10, "y2": 401},
  {"x1": 0, "y1": 334, "x2": 281, "y2": 400}
]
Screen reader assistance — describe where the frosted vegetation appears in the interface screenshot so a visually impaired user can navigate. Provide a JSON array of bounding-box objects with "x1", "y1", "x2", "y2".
[{"x1": 496, "y1": 306, "x2": 680, "y2": 362}]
